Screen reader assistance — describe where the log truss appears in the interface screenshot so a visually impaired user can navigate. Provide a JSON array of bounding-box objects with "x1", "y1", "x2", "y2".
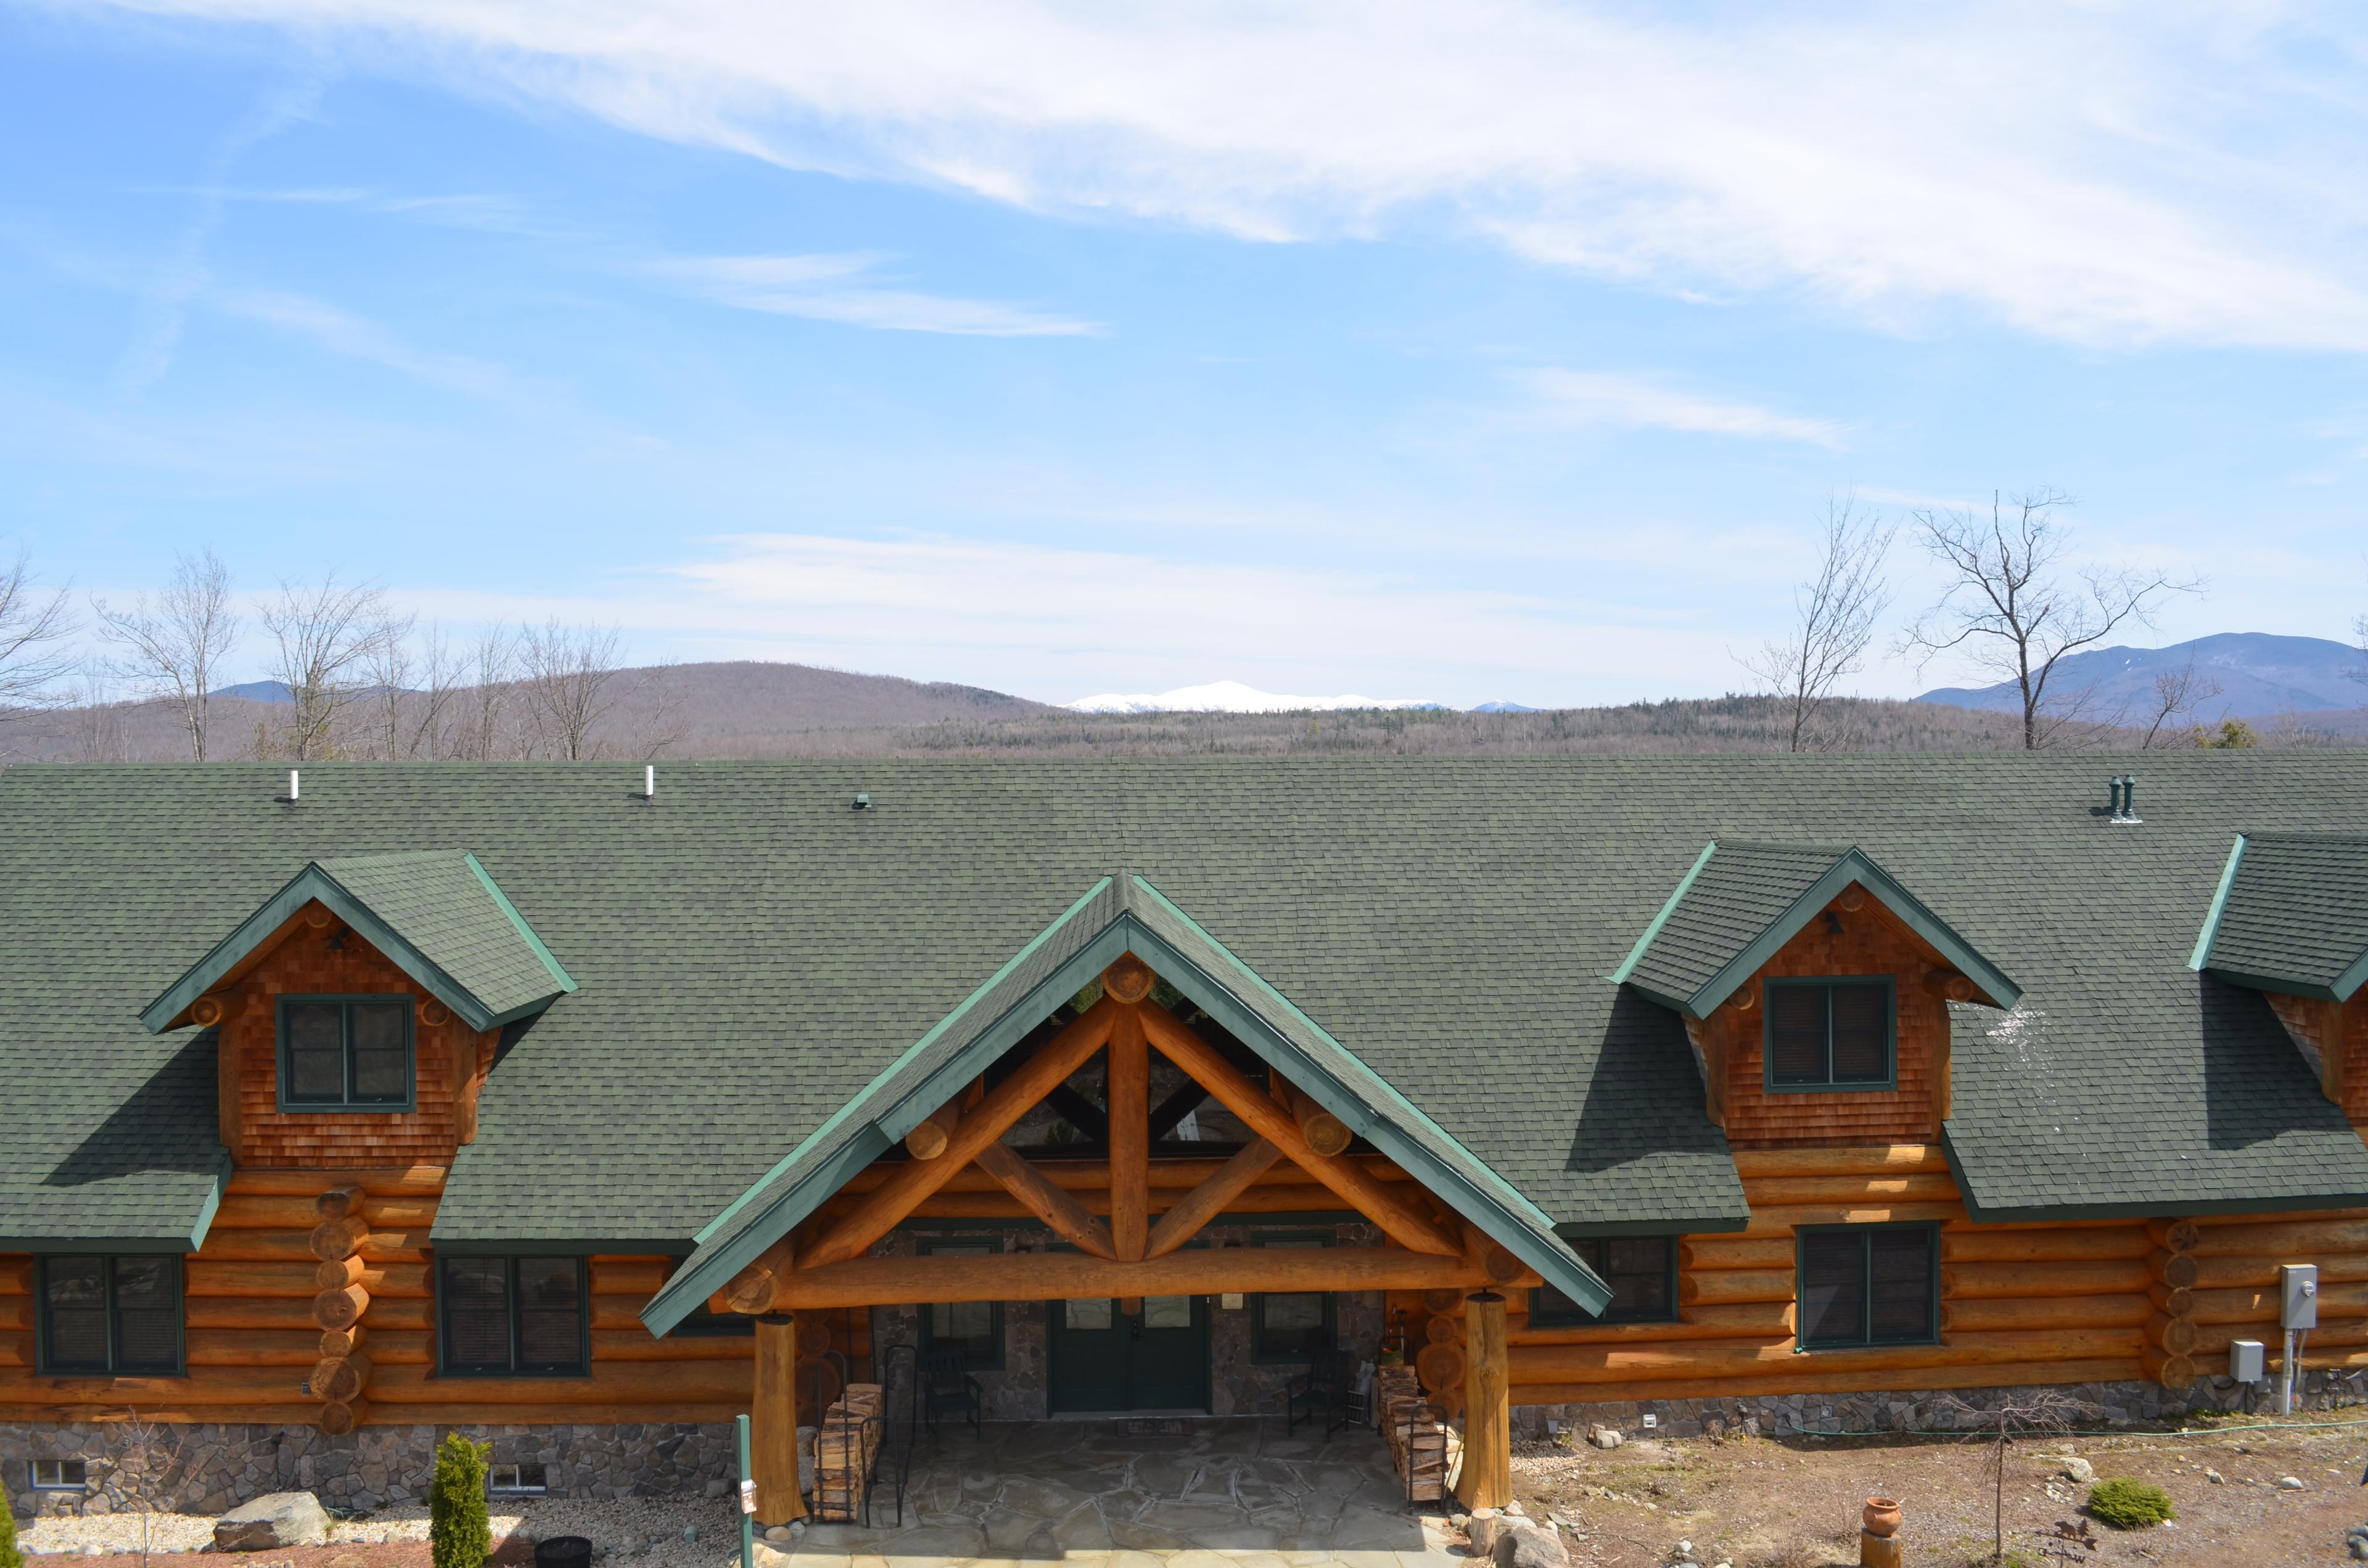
[{"x1": 718, "y1": 954, "x2": 1490, "y2": 1315}]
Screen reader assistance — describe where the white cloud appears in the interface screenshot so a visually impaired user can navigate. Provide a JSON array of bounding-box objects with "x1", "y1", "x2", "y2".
[
  {"x1": 652, "y1": 252, "x2": 1100, "y2": 337},
  {"x1": 84, "y1": 1, "x2": 2368, "y2": 350},
  {"x1": 1516, "y1": 369, "x2": 1847, "y2": 448}
]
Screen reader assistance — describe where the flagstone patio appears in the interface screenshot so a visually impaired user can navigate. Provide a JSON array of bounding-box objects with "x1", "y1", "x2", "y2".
[{"x1": 759, "y1": 1418, "x2": 1466, "y2": 1568}]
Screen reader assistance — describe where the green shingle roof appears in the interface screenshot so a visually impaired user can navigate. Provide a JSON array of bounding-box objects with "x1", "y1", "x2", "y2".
[
  {"x1": 2, "y1": 753, "x2": 2366, "y2": 1254},
  {"x1": 2190, "y1": 833, "x2": 2368, "y2": 1002},
  {"x1": 1611, "y1": 840, "x2": 2020, "y2": 1017}
]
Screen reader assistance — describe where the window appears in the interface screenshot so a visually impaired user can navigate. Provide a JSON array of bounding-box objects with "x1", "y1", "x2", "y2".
[
  {"x1": 487, "y1": 1463, "x2": 548, "y2": 1495},
  {"x1": 438, "y1": 1255, "x2": 588, "y2": 1376},
  {"x1": 1797, "y1": 1225, "x2": 1938, "y2": 1349},
  {"x1": 1531, "y1": 1236, "x2": 1677, "y2": 1326},
  {"x1": 38, "y1": 1255, "x2": 183, "y2": 1375},
  {"x1": 920, "y1": 1239, "x2": 1003, "y2": 1370},
  {"x1": 1250, "y1": 1234, "x2": 1334, "y2": 1363},
  {"x1": 30, "y1": 1459, "x2": 88, "y2": 1490},
  {"x1": 278, "y1": 996, "x2": 414, "y2": 1111},
  {"x1": 1764, "y1": 979, "x2": 1895, "y2": 1091}
]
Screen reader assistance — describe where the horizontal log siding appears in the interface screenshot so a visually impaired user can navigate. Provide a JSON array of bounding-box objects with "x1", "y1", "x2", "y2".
[{"x1": 0, "y1": 1167, "x2": 750, "y2": 1426}]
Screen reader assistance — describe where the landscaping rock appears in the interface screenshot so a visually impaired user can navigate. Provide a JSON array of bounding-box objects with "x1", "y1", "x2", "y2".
[
  {"x1": 1585, "y1": 1425, "x2": 1622, "y2": 1450},
  {"x1": 1497, "y1": 1521, "x2": 1569, "y2": 1568},
  {"x1": 2061, "y1": 1455, "x2": 2095, "y2": 1484},
  {"x1": 2346, "y1": 1523, "x2": 2368, "y2": 1560},
  {"x1": 2280, "y1": 1476, "x2": 2306, "y2": 1490},
  {"x1": 213, "y1": 1491, "x2": 330, "y2": 1551}
]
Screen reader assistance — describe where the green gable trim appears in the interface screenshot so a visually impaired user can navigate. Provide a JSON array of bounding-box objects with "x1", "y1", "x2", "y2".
[
  {"x1": 1623, "y1": 845, "x2": 2022, "y2": 1019},
  {"x1": 646, "y1": 875, "x2": 1616, "y2": 1336},
  {"x1": 2189, "y1": 834, "x2": 2247, "y2": 972},
  {"x1": 1608, "y1": 841, "x2": 1719, "y2": 985},
  {"x1": 465, "y1": 853, "x2": 578, "y2": 997},
  {"x1": 141, "y1": 857, "x2": 570, "y2": 1036}
]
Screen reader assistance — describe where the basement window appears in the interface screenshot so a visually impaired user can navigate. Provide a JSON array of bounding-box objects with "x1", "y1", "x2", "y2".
[
  {"x1": 38, "y1": 1255, "x2": 183, "y2": 1376},
  {"x1": 486, "y1": 1463, "x2": 549, "y2": 1496},
  {"x1": 1764, "y1": 979, "x2": 1896, "y2": 1092},
  {"x1": 278, "y1": 996, "x2": 415, "y2": 1112},
  {"x1": 1531, "y1": 1236, "x2": 1677, "y2": 1326},
  {"x1": 1797, "y1": 1223, "x2": 1938, "y2": 1349},
  {"x1": 30, "y1": 1459, "x2": 87, "y2": 1490}
]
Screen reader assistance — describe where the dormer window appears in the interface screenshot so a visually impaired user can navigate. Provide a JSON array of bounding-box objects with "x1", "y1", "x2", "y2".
[
  {"x1": 279, "y1": 996, "x2": 414, "y2": 1111},
  {"x1": 1765, "y1": 978, "x2": 1895, "y2": 1091}
]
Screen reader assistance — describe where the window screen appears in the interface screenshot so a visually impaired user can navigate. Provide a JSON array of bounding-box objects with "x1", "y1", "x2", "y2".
[
  {"x1": 39, "y1": 1255, "x2": 182, "y2": 1375},
  {"x1": 439, "y1": 1255, "x2": 586, "y2": 1375},
  {"x1": 1531, "y1": 1236, "x2": 1676, "y2": 1325},
  {"x1": 279, "y1": 997, "x2": 413, "y2": 1110},
  {"x1": 1765, "y1": 980, "x2": 1894, "y2": 1090},
  {"x1": 1798, "y1": 1225, "x2": 1936, "y2": 1348}
]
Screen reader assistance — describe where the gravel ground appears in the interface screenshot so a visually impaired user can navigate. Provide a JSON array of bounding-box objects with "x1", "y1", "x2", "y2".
[{"x1": 23, "y1": 1497, "x2": 755, "y2": 1568}]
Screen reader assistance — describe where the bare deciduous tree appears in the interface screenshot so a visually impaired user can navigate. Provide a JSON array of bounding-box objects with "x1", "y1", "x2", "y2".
[
  {"x1": 70, "y1": 671, "x2": 131, "y2": 763},
  {"x1": 1936, "y1": 1387, "x2": 2091, "y2": 1563},
  {"x1": 2140, "y1": 657, "x2": 2219, "y2": 749},
  {"x1": 90, "y1": 548, "x2": 239, "y2": 761},
  {"x1": 258, "y1": 573, "x2": 411, "y2": 761},
  {"x1": 519, "y1": 618, "x2": 623, "y2": 761},
  {"x1": 622, "y1": 656, "x2": 693, "y2": 761},
  {"x1": 0, "y1": 544, "x2": 79, "y2": 718},
  {"x1": 1740, "y1": 498, "x2": 1895, "y2": 752},
  {"x1": 1902, "y1": 491, "x2": 2202, "y2": 749},
  {"x1": 450, "y1": 622, "x2": 519, "y2": 760}
]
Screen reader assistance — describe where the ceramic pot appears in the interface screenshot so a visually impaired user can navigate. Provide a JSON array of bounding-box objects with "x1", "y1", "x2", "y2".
[{"x1": 1862, "y1": 1497, "x2": 1902, "y2": 1538}]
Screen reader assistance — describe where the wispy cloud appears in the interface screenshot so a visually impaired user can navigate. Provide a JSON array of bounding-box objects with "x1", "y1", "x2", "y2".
[
  {"x1": 209, "y1": 286, "x2": 524, "y2": 399},
  {"x1": 653, "y1": 252, "x2": 1101, "y2": 337},
  {"x1": 1515, "y1": 369, "x2": 1847, "y2": 448},
  {"x1": 78, "y1": 2, "x2": 2368, "y2": 350}
]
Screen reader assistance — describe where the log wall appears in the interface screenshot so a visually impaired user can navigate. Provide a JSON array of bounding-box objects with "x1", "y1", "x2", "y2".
[{"x1": 0, "y1": 1168, "x2": 752, "y2": 1427}]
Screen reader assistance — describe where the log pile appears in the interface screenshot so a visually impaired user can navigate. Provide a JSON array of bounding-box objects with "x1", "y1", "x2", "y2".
[
  {"x1": 308, "y1": 1185, "x2": 372, "y2": 1433},
  {"x1": 1374, "y1": 1366, "x2": 1457, "y2": 1503},
  {"x1": 808, "y1": 1382, "x2": 883, "y2": 1523}
]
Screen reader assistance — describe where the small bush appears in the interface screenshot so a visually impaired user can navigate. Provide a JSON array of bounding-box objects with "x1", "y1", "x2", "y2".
[
  {"x1": 430, "y1": 1433, "x2": 491, "y2": 1568},
  {"x1": 1, "y1": 1493, "x2": 23, "y2": 1568},
  {"x1": 2087, "y1": 1477, "x2": 2175, "y2": 1529}
]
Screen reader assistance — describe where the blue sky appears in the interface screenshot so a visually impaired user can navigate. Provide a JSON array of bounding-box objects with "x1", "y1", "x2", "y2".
[{"x1": 4, "y1": 2, "x2": 2366, "y2": 707}]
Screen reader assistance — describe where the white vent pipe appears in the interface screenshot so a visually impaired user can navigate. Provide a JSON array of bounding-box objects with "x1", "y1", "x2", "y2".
[{"x1": 288, "y1": 769, "x2": 300, "y2": 802}]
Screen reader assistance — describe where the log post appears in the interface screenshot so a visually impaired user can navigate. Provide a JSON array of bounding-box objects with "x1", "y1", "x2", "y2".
[
  {"x1": 752, "y1": 1315, "x2": 806, "y2": 1523},
  {"x1": 1109, "y1": 1004, "x2": 1150, "y2": 1261},
  {"x1": 1456, "y1": 1291, "x2": 1511, "y2": 1511}
]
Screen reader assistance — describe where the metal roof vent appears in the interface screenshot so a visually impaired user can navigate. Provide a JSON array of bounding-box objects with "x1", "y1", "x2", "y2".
[
  {"x1": 852, "y1": 792, "x2": 872, "y2": 810},
  {"x1": 643, "y1": 764, "x2": 656, "y2": 800},
  {"x1": 2108, "y1": 773, "x2": 2142, "y2": 825},
  {"x1": 286, "y1": 769, "x2": 300, "y2": 803}
]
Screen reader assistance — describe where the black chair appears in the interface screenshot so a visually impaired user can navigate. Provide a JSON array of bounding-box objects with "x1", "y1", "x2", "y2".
[
  {"x1": 1286, "y1": 1346, "x2": 1365, "y2": 1435},
  {"x1": 918, "y1": 1347, "x2": 984, "y2": 1439}
]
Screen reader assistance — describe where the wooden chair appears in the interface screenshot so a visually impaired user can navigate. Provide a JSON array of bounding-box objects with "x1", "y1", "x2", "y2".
[
  {"x1": 1286, "y1": 1347, "x2": 1365, "y2": 1435},
  {"x1": 918, "y1": 1348, "x2": 984, "y2": 1439}
]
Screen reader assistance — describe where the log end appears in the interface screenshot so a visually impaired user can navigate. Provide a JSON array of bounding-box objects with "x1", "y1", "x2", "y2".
[
  {"x1": 904, "y1": 1121, "x2": 951, "y2": 1161},
  {"x1": 318, "y1": 1399, "x2": 364, "y2": 1436},
  {"x1": 1102, "y1": 954, "x2": 1157, "y2": 1005}
]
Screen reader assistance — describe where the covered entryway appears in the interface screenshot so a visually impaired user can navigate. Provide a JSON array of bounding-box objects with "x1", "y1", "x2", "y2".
[{"x1": 645, "y1": 881, "x2": 1618, "y2": 1522}]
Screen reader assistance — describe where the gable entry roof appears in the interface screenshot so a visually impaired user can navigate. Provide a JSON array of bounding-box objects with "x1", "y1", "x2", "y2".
[
  {"x1": 1610, "y1": 840, "x2": 2021, "y2": 1018},
  {"x1": 141, "y1": 850, "x2": 577, "y2": 1035},
  {"x1": 643, "y1": 872, "x2": 1614, "y2": 1336},
  {"x1": 2191, "y1": 833, "x2": 2368, "y2": 1002}
]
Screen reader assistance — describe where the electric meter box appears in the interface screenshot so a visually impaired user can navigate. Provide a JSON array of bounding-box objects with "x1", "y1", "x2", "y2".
[
  {"x1": 2229, "y1": 1340, "x2": 2266, "y2": 1383},
  {"x1": 2282, "y1": 1263, "x2": 2320, "y2": 1329}
]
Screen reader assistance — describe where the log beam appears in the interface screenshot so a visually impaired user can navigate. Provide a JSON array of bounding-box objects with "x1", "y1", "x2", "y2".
[
  {"x1": 1109, "y1": 1006, "x2": 1150, "y2": 1260},
  {"x1": 972, "y1": 1143, "x2": 1117, "y2": 1260},
  {"x1": 1457, "y1": 1291, "x2": 1511, "y2": 1510},
  {"x1": 721, "y1": 1238, "x2": 799, "y2": 1316},
  {"x1": 1146, "y1": 1139, "x2": 1283, "y2": 1258},
  {"x1": 1136, "y1": 1003, "x2": 1462, "y2": 1257},
  {"x1": 800, "y1": 998, "x2": 1118, "y2": 1269},
  {"x1": 752, "y1": 1316, "x2": 805, "y2": 1523},
  {"x1": 1286, "y1": 1086, "x2": 1352, "y2": 1158},
  {"x1": 904, "y1": 1098, "x2": 962, "y2": 1160},
  {"x1": 768, "y1": 1244, "x2": 1484, "y2": 1310}
]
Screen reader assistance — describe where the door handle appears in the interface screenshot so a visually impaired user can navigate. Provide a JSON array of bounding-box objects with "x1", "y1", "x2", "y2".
[{"x1": 1129, "y1": 1319, "x2": 1143, "y2": 1342}]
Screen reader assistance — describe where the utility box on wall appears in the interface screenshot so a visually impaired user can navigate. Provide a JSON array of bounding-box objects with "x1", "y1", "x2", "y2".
[
  {"x1": 2229, "y1": 1340, "x2": 2266, "y2": 1382},
  {"x1": 2282, "y1": 1263, "x2": 2320, "y2": 1330}
]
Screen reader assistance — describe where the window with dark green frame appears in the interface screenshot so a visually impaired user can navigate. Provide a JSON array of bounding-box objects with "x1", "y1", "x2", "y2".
[
  {"x1": 1530, "y1": 1236, "x2": 1677, "y2": 1325},
  {"x1": 438, "y1": 1255, "x2": 588, "y2": 1375},
  {"x1": 1764, "y1": 978, "x2": 1894, "y2": 1091},
  {"x1": 1797, "y1": 1224, "x2": 1938, "y2": 1348},
  {"x1": 919, "y1": 1240, "x2": 1003, "y2": 1371},
  {"x1": 38, "y1": 1255, "x2": 183, "y2": 1375},
  {"x1": 1250, "y1": 1234, "x2": 1334, "y2": 1363},
  {"x1": 278, "y1": 996, "x2": 414, "y2": 1111}
]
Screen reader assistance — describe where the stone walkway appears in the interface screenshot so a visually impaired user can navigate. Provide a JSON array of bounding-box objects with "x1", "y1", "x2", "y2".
[{"x1": 760, "y1": 1418, "x2": 1464, "y2": 1568}]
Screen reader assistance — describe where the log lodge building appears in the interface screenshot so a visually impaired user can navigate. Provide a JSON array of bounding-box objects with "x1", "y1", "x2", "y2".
[{"x1": 6, "y1": 753, "x2": 2368, "y2": 1518}]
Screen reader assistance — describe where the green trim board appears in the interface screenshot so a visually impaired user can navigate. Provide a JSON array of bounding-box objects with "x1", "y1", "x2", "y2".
[
  {"x1": 645, "y1": 874, "x2": 1618, "y2": 1336},
  {"x1": 2190, "y1": 832, "x2": 2368, "y2": 1003},
  {"x1": 1614, "y1": 841, "x2": 2022, "y2": 1019},
  {"x1": 141, "y1": 852, "x2": 575, "y2": 1036},
  {"x1": 2189, "y1": 835, "x2": 2248, "y2": 972}
]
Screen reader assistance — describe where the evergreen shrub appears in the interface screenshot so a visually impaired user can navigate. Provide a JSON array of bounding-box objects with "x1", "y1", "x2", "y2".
[{"x1": 430, "y1": 1432, "x2": 492, "y2": 1568}]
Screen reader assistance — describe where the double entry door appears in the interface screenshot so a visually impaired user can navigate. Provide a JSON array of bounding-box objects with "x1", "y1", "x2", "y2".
[{"x1": 1046, "y1": 1293, "x2": 1210, "y2": 1413}]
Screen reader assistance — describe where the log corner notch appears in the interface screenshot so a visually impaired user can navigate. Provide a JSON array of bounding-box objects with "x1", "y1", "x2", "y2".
[
  {"x1": 309, "y1": 1184, "x2": 374, "y2": 1431},
  {"x1": 2141, "y1": 1217, "x2": 2202, "y2": 1390}
]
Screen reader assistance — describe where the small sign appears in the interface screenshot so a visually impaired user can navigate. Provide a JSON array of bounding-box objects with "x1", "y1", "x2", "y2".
[
  {"x1": 739, "y1": 1478, "x2": 758, "y2": 1516},
  {"x1": 1220, "y1": 1292, "x2": 1244, "y2": 1310}
]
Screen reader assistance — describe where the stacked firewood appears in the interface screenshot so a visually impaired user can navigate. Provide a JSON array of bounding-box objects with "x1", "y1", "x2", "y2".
[
  {"x1": 808, "y1": 1382, "x2": 883, "y2": 1522},
  {"x1": 1375, "y1": 1366, "x2": 1457, "y2": 1503},
  {"x1": 307, "y1": 1185, "x2": 372, "y2": 1434}
]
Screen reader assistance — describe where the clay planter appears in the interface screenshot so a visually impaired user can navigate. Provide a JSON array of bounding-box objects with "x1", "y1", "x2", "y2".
[{"x1": 1862, "y1": 1496, "x2": 1902, "y2": 1538}]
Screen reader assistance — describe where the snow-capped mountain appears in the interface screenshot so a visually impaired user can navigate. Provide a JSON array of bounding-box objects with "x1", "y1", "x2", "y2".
[{"x1": 1064, "y1": 679, "x2": 1443, "y2": 715}]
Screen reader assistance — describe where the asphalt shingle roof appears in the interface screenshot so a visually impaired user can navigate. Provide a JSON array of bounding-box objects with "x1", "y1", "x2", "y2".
[
  {"x1": 2195, "y1": 833, "x2": 2368, "y2": 1001},
  {"x1": 2, "y1": 753, "x2": 2366, "y2": 1248}
]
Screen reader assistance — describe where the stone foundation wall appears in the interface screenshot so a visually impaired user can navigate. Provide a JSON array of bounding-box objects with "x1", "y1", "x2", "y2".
[
  {"x1": 1511, "y1": 1378, "x2": 2211, "y2": 1442},
  {"x1": 1, "y1": 1422, "x2": 737, "y2": 1520}
]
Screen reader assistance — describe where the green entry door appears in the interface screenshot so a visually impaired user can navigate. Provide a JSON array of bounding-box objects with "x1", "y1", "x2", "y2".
[{"x1": 1047, "y1": 1294, "x2": 1210, "y2": 1413}]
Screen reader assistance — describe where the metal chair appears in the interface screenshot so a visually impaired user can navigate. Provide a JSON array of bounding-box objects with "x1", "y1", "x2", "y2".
[
  {"x1": 918, "y1": 1347, "x2": 985, "y2": 1439},
  {"x1": 1286, "y1": 1345, "x2": 1365, "y2": 1435}
]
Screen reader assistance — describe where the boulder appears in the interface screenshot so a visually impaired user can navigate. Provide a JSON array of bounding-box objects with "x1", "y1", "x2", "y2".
[
  {"x1": 213, "y1": 1492, "x2": 331, "y2": 1551},
  {"x1": 1585, "y1": 1424, "x2": 1622, "y2": 1450},
  {"x1": 1496, "y1": 1521, "x2": 1569, "y2": 1568},
  {"x1": 2060, "y1": 1455, "x2": 2095, "y2": 1485}
]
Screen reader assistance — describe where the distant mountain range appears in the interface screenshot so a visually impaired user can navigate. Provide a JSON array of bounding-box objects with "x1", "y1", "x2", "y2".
[
  {"x1": 1915, "y1": 632, "x2": 2364, "y2": 724},
  {"x1": 1066, "y1": 679, "x2": 1447, "y2": 714}
]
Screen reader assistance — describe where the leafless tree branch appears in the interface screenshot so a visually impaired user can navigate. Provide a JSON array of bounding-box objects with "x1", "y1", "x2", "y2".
[
  {"x1": 1739, "y1": 496, "x2": 1895, "y2": 752},
  {"x1": 91, "y1": 548, "x2": 239, "y2": 761},
  {"x1": 0, "y1": 544, "x2": 81, "y2": 720},
  {"x1": 257, "y1": 573, "x2": 409, "y2": 761},
  {"x1": 519, "y1": 618, "x2": 623, "y2": 761},
  {"x1": 2140, "y1": 657, "x2": 2219, "y2": 749}
]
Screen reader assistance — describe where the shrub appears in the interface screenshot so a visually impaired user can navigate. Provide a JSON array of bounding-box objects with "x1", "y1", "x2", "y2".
[
  {"x1": 430, "y1": 1433, "x2": 491, "y2": 1568},
  {"x1": 0, "y1": 1492, "x2": 22, "y2": 1568},
  {"x1": 2087, "y1": 1477, "x2": 2175, "y2": 1529}
]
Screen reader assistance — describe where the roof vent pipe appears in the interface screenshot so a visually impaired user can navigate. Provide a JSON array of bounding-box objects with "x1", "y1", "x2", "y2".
[
  {"x1": 2108, "y1": 773, "x2": 2140, "y2": 824},
  {"x1": 287, "y1": 768, "x2": 300, "y2": 803},
  {"x1": 644, "y1": 763, "x2": 655, "y2": 800}
]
